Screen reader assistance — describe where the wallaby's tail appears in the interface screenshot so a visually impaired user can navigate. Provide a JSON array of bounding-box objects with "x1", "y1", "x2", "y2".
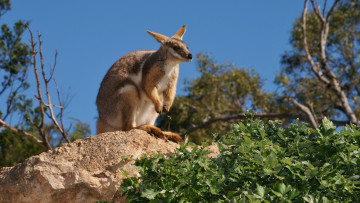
[{"x1": 96, "y1": 118, "x2": 107, "y2": 135}]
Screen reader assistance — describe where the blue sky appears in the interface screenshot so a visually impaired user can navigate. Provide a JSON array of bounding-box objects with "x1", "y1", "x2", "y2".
[{"x1": 2, "y1": 1, "x2": 305, "y2": 134}]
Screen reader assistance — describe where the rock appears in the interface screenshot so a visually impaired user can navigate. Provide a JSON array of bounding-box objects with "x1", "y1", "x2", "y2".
[{"x1": 0, "y1": 129, "x2": 219, "y2": 202}]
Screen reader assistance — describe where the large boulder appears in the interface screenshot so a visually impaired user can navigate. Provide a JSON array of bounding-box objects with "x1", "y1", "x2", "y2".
[{"x1": 0, "y1": 129, "x2": 217, "y2": 202}]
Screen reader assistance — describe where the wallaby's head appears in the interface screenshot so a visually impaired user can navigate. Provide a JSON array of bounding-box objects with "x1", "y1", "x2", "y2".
[{"x1": 147, "y1": 25, "x2": 192, "y2": 63}]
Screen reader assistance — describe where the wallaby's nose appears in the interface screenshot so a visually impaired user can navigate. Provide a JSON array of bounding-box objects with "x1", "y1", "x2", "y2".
[{"x1": 187, "y1": 54, "x2": 193, "y2": 59}]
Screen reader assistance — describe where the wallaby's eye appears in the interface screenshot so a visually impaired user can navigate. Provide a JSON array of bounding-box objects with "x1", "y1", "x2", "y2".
[{"x1": 173, "y1": 46, "x2": 180, "y2": 51}]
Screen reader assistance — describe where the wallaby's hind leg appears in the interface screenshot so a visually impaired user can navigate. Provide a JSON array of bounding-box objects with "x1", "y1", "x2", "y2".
[
  {"x1": 136, "y1": 125, "x2": 166, "y2": 140},
  {"x1": 97, "y1": 85, "x2": 138, "y2": 134},
  {"x1": 136, "y1": 125, "x2": 184, "y2": 143},
  {"x1": 163, "y1": 131, "x2": 184, "y2": 143},
  {"x1": 119, "y1": 85, "x2": 139, "y2": 131}
]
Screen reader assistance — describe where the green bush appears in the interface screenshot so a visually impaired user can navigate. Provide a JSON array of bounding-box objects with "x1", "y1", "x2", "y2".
[{"x1": 121, "y1": 117, "x2": 360, "y2": 202}]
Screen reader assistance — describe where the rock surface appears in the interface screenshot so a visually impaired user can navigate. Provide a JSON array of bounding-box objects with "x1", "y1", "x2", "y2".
[{"x1": 0, "y1": 129, "x2": 219, "y2": 203}]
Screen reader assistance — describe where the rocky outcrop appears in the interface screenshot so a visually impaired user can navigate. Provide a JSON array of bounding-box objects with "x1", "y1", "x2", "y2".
[{"x1": 0, "y1": 129, "x2": 219, "y2": 202}]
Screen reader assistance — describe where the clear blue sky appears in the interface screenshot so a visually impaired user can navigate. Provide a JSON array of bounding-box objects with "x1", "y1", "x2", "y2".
[{"x1": 3, "y1": 1, "x2": 304, "y2": 134}]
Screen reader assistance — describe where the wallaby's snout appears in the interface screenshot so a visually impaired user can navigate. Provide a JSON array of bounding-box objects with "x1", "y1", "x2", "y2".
[{"x1": 187, "y1": 53, "x2": 193, "y2": 60}]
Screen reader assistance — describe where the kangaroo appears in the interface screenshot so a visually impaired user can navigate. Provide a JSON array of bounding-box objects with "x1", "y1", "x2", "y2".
[{"x1": 96, "y1": 25, "x2": 192, "y2": 143}]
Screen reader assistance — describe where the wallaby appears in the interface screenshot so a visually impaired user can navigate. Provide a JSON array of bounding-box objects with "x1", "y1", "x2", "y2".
[{"x1": 96, "y1": 25, "x2": 192, "y2": 143}]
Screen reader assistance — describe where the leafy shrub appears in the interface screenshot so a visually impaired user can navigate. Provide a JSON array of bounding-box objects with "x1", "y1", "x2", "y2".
[{"x1": 121, "y1": 117, "x2": 360, "y2": 202}]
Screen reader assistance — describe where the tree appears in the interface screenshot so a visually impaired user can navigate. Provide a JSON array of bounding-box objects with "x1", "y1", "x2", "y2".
[
  {"x1": 0, "y1": 0, "x2": 44, "y2": 167},
  {"x1": 69, "y1": 120, "x2": 91, "y2": 142},
  {"x1": 0, "y1": 1, "x2": 31, "y2": 123},
  {"x1": 276, "y1": 0, "x2": 360, "y2": 128},
  {"x1": 0, "y1": 1, "x2": 90, "y2": 167}
]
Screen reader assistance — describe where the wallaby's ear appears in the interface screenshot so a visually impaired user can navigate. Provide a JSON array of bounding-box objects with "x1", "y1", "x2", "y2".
[
  {"x1": 172, "y1": 25, "x2": 186, "y2": 40},
  {"x1": 147, "y1": 31, "x2": 169, "y2": 44}
]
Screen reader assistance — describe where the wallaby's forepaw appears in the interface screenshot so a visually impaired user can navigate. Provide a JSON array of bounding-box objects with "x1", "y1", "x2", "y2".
[
  {"x1": 155, "y1": 104, "x2": 163, "y2": 114},
  {"x1": 162, "y1": 104, "x2": 171, "y2": 113}
]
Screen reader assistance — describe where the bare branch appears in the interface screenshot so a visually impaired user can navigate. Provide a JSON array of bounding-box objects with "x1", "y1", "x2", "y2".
[
  {"x1": 24, "y1": 114, "x2": 39, "y2": 130},
  {"x1": 309, "y1": 0, "x2": 339, "y2": 81},
  {"x1": 302, "y1": 0, "x2": 330, "y2": 85},
  {"x1": 0, "y1": 118, "x2": 46, "y2": 148},
  {"x1": 0, "y1": 78, "x2": 11, "y2": 95},
  {"x1": 37, "y1": 32, "x2": 70, "y2": 144},
  {"x1": 54, "y1": 78, "x2": 70, "y2": 143},
  {"x1": 289, "y1": 98, "x2": 319, "y2": 128},
  {"x1": 43, "y1": 102, "x2": 64, "y2": 109},
  {"x1": 28, "y1": 28, "x2": 45, "y2": 127},
  {"x1": 2, "y1": 83, "x2": 17, "y2": 121},
  {"x1": 47, "y1": 50, "x2": 58, "y2": 83},
  {"x1": 1, "y1": 27, "x2": 72, "y2": 150},
  {"x1": 331, "y1": 120, "x2": 352, "y2": 126},
  {"x1": 0, "y1": 27, "x2": 58, "y2": 151},
  {"x1": 310, "y1": 0, "x2": 325, "y2": 22},
  {"x1": 325, "y1": 0, "x2": 339, "y2": 23},
  {"x1": 1, "y1": 62, "x2": 29, "y2": 122},
  {"x1": 178, "y1": 106, "x2": 353, "y2": 136},
  {"x1": 356, "y1": 86, "x2": 360, "y2": 96},
  {"x1": 323, "y1": 0, "x2": 328, "y2": 17},
  {"x1": 28, "y1": 27, "x2": 49, "y2": 149}
]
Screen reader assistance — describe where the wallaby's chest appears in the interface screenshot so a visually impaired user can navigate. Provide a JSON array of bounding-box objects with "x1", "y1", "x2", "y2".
[
  {"x1": 128, "y1": 62, "x2": 178, "y2": 94},
  {"x1": 157, "y1": 64, "x2": 178, "y2": 93}
]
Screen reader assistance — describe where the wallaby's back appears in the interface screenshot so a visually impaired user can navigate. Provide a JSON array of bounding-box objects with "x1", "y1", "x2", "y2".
[{"x1": 96, "y1": 50, "x2": 154, "y2": 119}]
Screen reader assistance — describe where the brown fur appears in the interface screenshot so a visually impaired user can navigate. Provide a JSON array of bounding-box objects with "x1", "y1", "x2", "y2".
[
  {"x1": 162, "y1": 68, "x2": 179, "y2": 112},
  {"x1": 142, "y1": 63, "x2": 165, "y2": 113},
  {"x1": 96, "y1": 118, "x2": 107, "y2": 135},
  {"x1": 96, "y1": 26, "x2": 191, "y2": 143},
  {"x1": 136, "y1": 125, "x2": 184, "y2": 143}
]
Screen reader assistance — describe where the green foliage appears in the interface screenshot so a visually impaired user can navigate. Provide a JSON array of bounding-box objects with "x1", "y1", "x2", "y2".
[
  {"x1": 0, "y1": 0, "x2": 10, "y2": 17},
  {"x1": 0, "y1": 0, "x2": 32, "y2": 124},
  {"x1": 121, "y1": 117, "x2": 360, "y2": 202},
  {"x1": 45, "y1": 120, "x2": 91, "y2": 148},
  {"x1": 69, "y1": 120, "x2": 91, "y2": 142},
  {"x1": 0, "y1": 19, "x2": 31, "y2": 119},
  {"x1": 0, "y1": 129, "x2": 46, "y2": 167}
]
